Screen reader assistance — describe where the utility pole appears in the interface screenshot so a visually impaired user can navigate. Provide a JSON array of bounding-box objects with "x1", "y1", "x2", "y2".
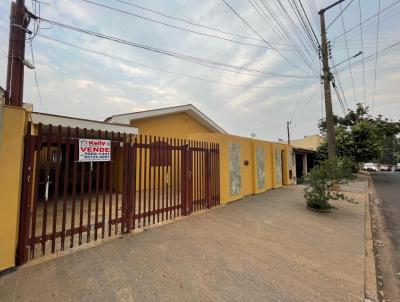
[
  {"x1": 319, "y1": 0, "x2": 344, "y2": 159},
  {"x1": 287, "y1": 121, "x2": 291, "y2": 145},
  {"x1": 5, "y1": 0, "x2": 29, "y2": 107}
]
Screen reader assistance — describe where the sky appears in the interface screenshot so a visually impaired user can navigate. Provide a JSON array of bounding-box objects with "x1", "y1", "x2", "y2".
[{"x1": 0, "y1": 0, "x2": 399, "y2": 141}]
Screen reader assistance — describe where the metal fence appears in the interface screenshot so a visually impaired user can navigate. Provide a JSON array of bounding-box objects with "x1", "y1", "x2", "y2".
[{"x1": 17, "y1": 122, "x2": 220, "y2": 264}]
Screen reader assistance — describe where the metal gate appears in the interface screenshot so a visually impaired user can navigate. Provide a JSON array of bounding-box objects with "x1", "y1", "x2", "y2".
[{"x1": 17, "y1": 123, "x2": 220, "y2": 265}]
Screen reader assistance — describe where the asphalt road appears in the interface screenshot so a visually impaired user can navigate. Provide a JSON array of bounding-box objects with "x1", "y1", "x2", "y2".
[
  {"x1": 371, "y1": 172, "x2": 400, "y2": 300},
  {"x1": 371, "y1": 172, "x2": 400, "y2": 252}
]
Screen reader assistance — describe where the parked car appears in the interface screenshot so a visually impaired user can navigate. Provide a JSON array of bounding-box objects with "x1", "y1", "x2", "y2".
[
  {"x1": 395, "y1": 164, "x2": 400, "y2": 171},
  {"x1": 363, "y1": 163, "x2": 378, "y2": 172},
  {"x1": 380, "y1": 164, "x2": 391, "y2": 171}
]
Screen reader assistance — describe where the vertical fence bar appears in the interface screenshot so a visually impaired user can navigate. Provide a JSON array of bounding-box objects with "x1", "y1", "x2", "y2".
[
  {"x1": 94, "y1": 130, "x2": 101, "y2": 241},
  {"x1": 70, "y1": 127, "x2": 79, "y2": 248},
  {"x1": 211, "y1": 143, "x2": 214, "y2": 207},
  {"x1": 30, "y1": 123, "x2": 42, "y2": 259},
  {"x1": 79, "y1": 129, "x2": 87, "y2": 245},
  {"x1": 161, "y1": 137, "x2": 166, "y2": 221},
  {"x1": 126, "y1": 134, "x2": 133, "y2": 232},
  {"x1": 51, "y1": 125, "x2": 62, "y2": 253},
  {"x1": 115, "y1": 132, "x2": 121, "y2": 234},
  {"x1": 87, "y1": 129, "x2": 94, "y2": 243},
  {"x1": 181, "y1": 140, "x2": 186, "y2": 216},
  {"x1": 214, "y1": 144, "x2": 218, "y2": 206},
  {"x1": 108, "y1": 132, "x2": 114, "y2": 237},
  {"x1": 132, "y1": 134, "x2": 138, "y2": 229},
  {"x1": 147, "y1": 136, "x2": 152, "y2": 225},
  {"x1": 157, "y1": 137, "x2": 161, "y2": 222},
  {"x1": 61, "y1": 127, "x2": 71, "y2": 250},
  {"x1": 152, "y1": 136, "x2": 156, "y2": 225},
  {"x1": 173, "y1": 138, "x2": 177, "y2": 218},
  {"x1": 121, "y1": 133, "x2": 127, "y2": 233},
  {"x1": 142, "y1": 135, "x2": 147, "y2": 226},
  {"x1": 101, "y1": 131, "x2": 108, "y2": 239},
  {"x1": 16, "y1": 122, "x2": 34, "y2": 264},
  {"x1": 217, "y1": 144, "x2": 220, "y2": 205},
  {"x1": 169, "y1": 138, "x2": 173, "y2": 219},
  {"x1": 165, "y1": 138, "x2": 169, "y2": 220},
  {"x1": 41, "y1": 124, "x2": 53, "y2": 255}
]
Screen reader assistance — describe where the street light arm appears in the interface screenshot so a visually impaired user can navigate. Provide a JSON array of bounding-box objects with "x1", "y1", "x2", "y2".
[
  {"x1": 319, "y1": 0, "x2": 346, "y2": 14},
  {"x1": 331, "y1": 51, "x2": 362, "y2": 69}
]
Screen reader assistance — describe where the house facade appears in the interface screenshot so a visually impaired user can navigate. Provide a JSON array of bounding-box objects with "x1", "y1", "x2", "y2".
[{"x1": 0, "y1": 103, "x2": 294, "y2": 273}]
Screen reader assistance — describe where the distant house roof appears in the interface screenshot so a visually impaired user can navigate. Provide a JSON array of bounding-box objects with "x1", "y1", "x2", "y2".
[
  {"x1": 104, "y1": 104, "x2": 226, "y2": 134},
  {"x1": 30, "y1": 112, "x2": 138, "y2": 135}
]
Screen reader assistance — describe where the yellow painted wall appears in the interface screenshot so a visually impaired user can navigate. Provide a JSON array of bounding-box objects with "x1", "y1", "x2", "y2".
[
  {"x1": 130, "y1": 112, "x2": 213, "y2": 139},
  {"x1": 188, "y1": 133, "x2": 291, "y2": 204},
  {"x1": 0, "y1": 106, "x2": 27, "y2": 272}
]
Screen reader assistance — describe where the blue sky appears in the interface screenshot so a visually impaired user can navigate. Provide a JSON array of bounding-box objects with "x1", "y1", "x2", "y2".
[{"x1": 0, "y1": 0, "x2": 399, "y2": 140}]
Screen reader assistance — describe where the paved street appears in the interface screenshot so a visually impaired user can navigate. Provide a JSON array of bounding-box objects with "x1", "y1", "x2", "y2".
[
  {"x1": 371, "y1": 172, "x2": 400, "y2": 300},
  {"x1": 0, "y1": 180, "x2": 368, "y2": 302}
]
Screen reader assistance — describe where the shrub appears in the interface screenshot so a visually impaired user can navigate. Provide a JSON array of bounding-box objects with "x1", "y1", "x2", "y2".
[{"x1": 303, "y1": 157, "x2": 356, "y2": 210}]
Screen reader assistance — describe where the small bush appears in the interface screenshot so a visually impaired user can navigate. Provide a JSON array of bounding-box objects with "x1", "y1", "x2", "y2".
[{"x1": 303, "y1": 157, "x2": 356, "y2": 210}]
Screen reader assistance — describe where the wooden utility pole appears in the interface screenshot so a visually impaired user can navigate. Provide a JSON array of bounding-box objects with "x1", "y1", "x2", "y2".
[
  {"x1": 287, "y1": 121, "x2": 291, "y2": 145},
  {"x1": 6, "y1": 0, "x2": 28, "y2": 107},
  {"x1": 319, "y1": 0, "x2": 344, "y2": 159}
]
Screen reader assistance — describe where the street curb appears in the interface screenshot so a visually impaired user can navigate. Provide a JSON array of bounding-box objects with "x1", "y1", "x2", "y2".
[{"x1": 364, "y1": 175, "x2": 379, "y2": 302}]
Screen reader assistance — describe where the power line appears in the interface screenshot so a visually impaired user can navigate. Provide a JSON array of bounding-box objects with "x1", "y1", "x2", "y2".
[
  {"x1": 38, "y1": 17, "x2": 317, "y2": 79},
  {"x1": 273, "y1": 0, "x2": 319, "y2": 70},
  {"x1": 221, "y1": 0, "x2": 309, "y2": 73},
  {"x1": 111, "y1": 0, "x2": 266, "y2": 43},
  {"x1": 326, "y1": 0, "x2": 355, "y2": 30},
  {"x1": 358, "y1": 0, "x2": 367, "y2": 106},
  {"x1": 292, "y1": 84, "x2": 320, "y2": 129},
  {"x1": 250, "y1": 0, "x2": 317, "y2": 73},
  {"x1": 289, "y1": 78, "x2": 307, "y2": 123},
  {"x1": 38, "y1": 34, "x2": 303, "y2": 90},
  {"x1": 298, "y1": 0, "x2": 321, "y2": 50},
  {"x1": 337, "y1": 40, "x2": 400, "y2": 71},
  {"x1": 29, "y1": 39, "x2": 44, "y2": 111},
  {"x1": 80, "y1": 0, "x2": 297, "y2": 51},
  {"x1": 372, "y1": 0, "x2": 381, "y2": 114},
  {"x1": 332, "y1": 0, "x2": 400, "y2": 42},
  {"x1": 339, "y1": 2, "x2": 357, "y2": 105}
]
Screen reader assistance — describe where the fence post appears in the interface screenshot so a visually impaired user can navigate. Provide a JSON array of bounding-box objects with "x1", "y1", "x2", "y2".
[
  {"x1": 205, "y1": 147, "x2": 212, "y2": 209},
  {"x1": 180, "y1": 144, "x2": 187, "y2": 216},
  {"x1": 16, "y1": 123, "x2": 34, "y2": 265}
]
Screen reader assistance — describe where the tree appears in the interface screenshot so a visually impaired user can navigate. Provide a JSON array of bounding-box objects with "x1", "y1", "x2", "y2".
[{"x1": 317, "y1": 103, "x2": 400, "y2": 165}]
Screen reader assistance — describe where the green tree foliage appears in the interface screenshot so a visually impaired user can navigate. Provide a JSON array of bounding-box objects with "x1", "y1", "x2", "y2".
[
  {"x1": 304, "y1": 158, "x2": 356, "y2": 210},
  {"x1": 317, "y1": 103, "x2": 400, "y2": 164}
]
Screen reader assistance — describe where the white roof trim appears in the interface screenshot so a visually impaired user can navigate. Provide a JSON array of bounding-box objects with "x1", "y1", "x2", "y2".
[
  {"x1": 105, "y1": 104, "x2": 226, "y2": 133},
  {"x1": 30, "y1": 112, "x2": 138, "y2": 134}
]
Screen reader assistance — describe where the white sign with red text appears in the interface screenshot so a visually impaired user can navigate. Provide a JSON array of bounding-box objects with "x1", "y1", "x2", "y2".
[{"x1": 79, "y1": 139, "x2": 111, "y2": 162}]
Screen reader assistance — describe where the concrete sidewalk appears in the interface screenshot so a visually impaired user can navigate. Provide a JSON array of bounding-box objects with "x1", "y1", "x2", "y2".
[{"x1": 0, "y1": 176, "x2": 370, "y2": 302}]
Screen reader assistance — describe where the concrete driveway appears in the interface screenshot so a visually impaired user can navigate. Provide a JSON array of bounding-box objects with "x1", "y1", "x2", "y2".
[{"x1": 0, "y1": 180, "x2": 368, "y2": 302}]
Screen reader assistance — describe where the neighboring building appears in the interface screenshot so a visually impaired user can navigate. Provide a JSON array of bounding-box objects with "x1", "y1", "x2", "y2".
[{"x1": 290, "y1": 134, "x2": 323, "y2": 151}]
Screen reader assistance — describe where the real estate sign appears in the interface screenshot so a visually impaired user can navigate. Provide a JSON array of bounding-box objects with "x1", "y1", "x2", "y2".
[{"x1": 79, "y1": 139, "x2": 111, "y2": 162}]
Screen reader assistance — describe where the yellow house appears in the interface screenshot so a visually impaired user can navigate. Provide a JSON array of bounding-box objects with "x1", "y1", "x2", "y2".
[{"x1": 105, "y1": 104, "x2": 294, "y2": 204}]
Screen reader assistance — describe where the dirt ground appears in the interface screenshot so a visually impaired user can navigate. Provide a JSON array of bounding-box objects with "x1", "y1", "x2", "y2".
[{"x1": 0, "y1": 180, "x2": 369, "y2": 302}]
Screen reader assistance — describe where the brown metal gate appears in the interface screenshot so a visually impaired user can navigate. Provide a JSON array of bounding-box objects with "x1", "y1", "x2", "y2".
[{"x1": 17, "y1": 123, "x2": 220, "y2": 265}]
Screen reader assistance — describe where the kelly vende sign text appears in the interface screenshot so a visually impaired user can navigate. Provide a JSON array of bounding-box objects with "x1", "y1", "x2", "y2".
[{"x1": 79, "y1": 139, "x2": 111, "y2": 162}]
